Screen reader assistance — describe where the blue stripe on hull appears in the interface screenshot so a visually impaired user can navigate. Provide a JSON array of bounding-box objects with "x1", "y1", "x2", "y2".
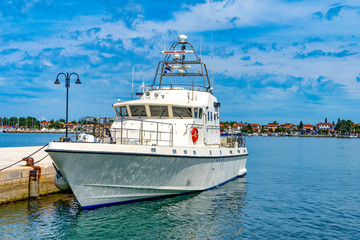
[{"x1": 82, "y1": 172, "x2": 247, "y2": 210}]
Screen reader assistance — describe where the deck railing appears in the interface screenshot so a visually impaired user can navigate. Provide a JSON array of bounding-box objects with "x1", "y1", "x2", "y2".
[
  {"x1": 74, "y1": 117, "x2": 173, "y2": 147},
  {"x1": 144, "y1": 84, "x2": 209, "y2": 92},
  {"x1": 111, "y1": 118, "x2": 174, "y2": 147}
]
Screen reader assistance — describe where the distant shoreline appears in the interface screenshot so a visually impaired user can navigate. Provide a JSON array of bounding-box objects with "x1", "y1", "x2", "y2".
[
  {"x1": 2, "y1": 130, "x2": 357, "y2": 139},
  {"x1": 1, "y1": 130, "x2": 75, "y2": 134}
]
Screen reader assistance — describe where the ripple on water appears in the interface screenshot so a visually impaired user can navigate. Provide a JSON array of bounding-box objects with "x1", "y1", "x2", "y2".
[{"x1": 1, "y1": 137, "x2": 360, "y2": 239}]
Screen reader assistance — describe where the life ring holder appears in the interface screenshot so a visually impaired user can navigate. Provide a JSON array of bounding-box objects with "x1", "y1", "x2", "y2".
[{"x1": 192, "y1": 127, "x2": 199, "y2": 144}]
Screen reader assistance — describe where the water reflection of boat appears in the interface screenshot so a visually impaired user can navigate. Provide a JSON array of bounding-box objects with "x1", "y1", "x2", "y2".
[{"x1": 46, "y1": 35, "x2": 248, "y2": 209}]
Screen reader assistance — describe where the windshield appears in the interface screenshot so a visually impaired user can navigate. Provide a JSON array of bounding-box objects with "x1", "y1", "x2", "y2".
[
  {"x1": 129, "y1": 105, "x2": 147, "y2": 117},
  {"x1": 172, "y1": 106, "x2": 192, "y2": 118},
  {"x1": 115, "y1": 106, "x2": 128, "y2": 117},
  {"x1": 149, "y1": 105, "x2": 169, "y2": 118}
]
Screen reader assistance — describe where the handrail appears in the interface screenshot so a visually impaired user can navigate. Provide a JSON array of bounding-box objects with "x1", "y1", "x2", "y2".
[
  {"x1": 111, "y1": 118, "x2": 174, "y2": 147},
  {"x1": 74, "y1": 116, "x2": 114, "y2": 143},
  {"x1": 144, "y1": 84, "x2": 208, "y2": 92},
  {"x1": 72, "y1": 116, "x2": 174, "y2": 147}
]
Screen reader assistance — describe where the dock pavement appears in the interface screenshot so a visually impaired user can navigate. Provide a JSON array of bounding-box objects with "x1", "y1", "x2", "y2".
[{"x1": 0, "y1": 146, "x2": 61, "y2": 204}]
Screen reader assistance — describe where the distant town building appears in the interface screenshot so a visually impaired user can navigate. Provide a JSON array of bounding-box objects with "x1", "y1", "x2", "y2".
[
  {"x1": 41, "y1": 121, "x2": 51, "y2": 128},
  {"x1": 250, "y1": 124, "x2": 260, "y2": 132},
  {"x1": 281, "y1": 123, "x2": 298, "y2": 131},
  {"x1": 303, "y1": 124, "x2": 314, "y2": 131},
  {"x1": 316, "y1": 122, "x2": 333, "y2": 130},
  {"x1": 264, "y1": 123, "x2": 279, "y2": 131},
  {"x1": 233, "y1": 123, "x2": 245, "y2": 130},
  {"x1": 67, "y1": 123, "x2": 79, "y2": 130}
]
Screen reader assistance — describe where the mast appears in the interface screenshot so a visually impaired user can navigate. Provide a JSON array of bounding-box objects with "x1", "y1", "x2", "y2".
[{"x1": 152, "y1": 35, "x2": 212, "y2": 94}]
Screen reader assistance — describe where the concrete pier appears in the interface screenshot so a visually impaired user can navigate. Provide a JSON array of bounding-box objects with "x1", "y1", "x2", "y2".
[{"x1": 0, "y1": 146, "x2": 61, "y2": 204}]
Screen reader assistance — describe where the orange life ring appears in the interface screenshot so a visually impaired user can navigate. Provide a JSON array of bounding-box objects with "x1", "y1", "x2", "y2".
[{"x1": 192, "y1": 127, "x2": 199, "y2": 143}]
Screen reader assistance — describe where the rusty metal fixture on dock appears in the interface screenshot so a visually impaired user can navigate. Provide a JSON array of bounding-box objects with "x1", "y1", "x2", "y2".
[
  {"x1": 22, "y1": 157, "x2": 43, "y2": 198},
  {"x1": 22, "y1": 157, "x2": 34, "y2": 167},
  {"x1": 29, "y1": 169, "x2": 40, "y2": 198}
]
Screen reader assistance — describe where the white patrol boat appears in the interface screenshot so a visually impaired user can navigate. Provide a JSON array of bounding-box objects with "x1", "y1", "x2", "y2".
[{"x1": 46, "y1": 35, "x2": 248, "y2": 209}]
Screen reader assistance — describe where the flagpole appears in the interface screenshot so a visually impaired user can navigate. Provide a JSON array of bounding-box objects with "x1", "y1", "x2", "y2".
[
  {"x1": 200, "y1": 36, "x2": 202, "y2": 60},
  {"x1": 131, "y1": 66, "x2": 134, "y2": 100}
]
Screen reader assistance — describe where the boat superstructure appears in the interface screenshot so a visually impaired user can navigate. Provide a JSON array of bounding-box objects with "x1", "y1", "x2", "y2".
[{"x1": 46, "y1": 35, "x2": 248, "y2": 209}]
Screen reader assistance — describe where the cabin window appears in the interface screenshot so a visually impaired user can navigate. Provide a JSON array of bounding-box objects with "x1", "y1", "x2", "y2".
[
  {"x1": 149, "y1": 105, "x2": 168, "y2": 117},
  {"x1": 184, "y1": 150, "x2": 188, "y2": 154},
  {"x1": 211, "y1": 112, "x2": 213, "y2": 121},
  {"x1": 194, "y1": 108, "x2": 199, "y2": 118},
  {"x1": 199, "y1": 108, "x2": 203, "y2": 119},
  {"x1": 207, "y1": 112, "x2": 210, "y2": 121},
  {"x1": 115, "y1": 106, "x2": 128, "y2": 117},
  {"x1": 214, "y1": 113, "x2": 216, "y2": 123},
  {"x1": 129, "y1": 105, "x2": 147, "y2": 117},
  {"x1": 172, "y1": 106, "x2": 192, "y2": 118}
]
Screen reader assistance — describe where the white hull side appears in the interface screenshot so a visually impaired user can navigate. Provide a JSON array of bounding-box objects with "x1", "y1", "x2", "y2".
[{"x1": 47, "y1": 144, "x2": 247, "y2": 208}]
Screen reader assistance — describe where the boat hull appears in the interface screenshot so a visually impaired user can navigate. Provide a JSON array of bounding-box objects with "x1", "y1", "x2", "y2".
[{"x1": 46, "y1": 143, "x2": 247, "y2": 209}]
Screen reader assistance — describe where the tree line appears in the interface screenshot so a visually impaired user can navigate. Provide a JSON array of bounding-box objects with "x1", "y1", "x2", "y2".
[{"x1": 0, "y1": 116, "x2": 81, "y2": 130}]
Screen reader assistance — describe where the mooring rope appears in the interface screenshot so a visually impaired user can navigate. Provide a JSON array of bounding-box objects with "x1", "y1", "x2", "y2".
[
  {"x1": 0, "y1": 143, "x2": 49, "y2": 172},
  {"x1": 34, "y1": 154, "x2": 49, "y2": 164}
]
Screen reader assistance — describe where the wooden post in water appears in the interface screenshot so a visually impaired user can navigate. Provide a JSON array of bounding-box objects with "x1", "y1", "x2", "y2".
[{"x1": 29, "y1": 169, "x2": 40, "y2": 198}]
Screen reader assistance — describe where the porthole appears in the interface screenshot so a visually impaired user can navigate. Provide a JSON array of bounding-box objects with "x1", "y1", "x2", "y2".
[
  {"x1": 151, "y1": 148, "x2": 156, "y2": 153},
  {"x1": 173, "y1": 149, "x2": 177, "y2": 154},
  {"x1": 209, "y1": 151, "x2": 212, "y2": 155},
  {"x1": 193, "y1": 151, "x2": 196, "y2": 155},
  {"x1": 230, "y1": 150, "x2": 233, "y2": 154},
  {"x1": 184, "y1": 150, "x2": 188, "y2": 154}
]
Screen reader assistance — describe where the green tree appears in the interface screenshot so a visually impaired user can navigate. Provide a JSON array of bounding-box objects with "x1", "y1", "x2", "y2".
[
  {"x1": 275, "y1": 127, "x2": 285, "y2": 133},
  {"x1": 299, "y1": 121, "x2": 304, "y2": 130},
  {"x1": 335, "y1": 120, "x2": 353, "y2": 134},
  {"x1": 247, "y1": 124, "x2": 252, "y2": 132},
  {"x1": 261, "y1": 125, "x2": 266, "y2": 133}
]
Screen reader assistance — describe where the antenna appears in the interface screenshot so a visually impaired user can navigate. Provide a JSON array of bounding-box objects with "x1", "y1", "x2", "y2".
[
  {"x1": 211, "y1": 32, "x2": 214, "y2": 89},
  {"x1": 163, "y1": 40, "x2": 165, "y2": 61},
  {"x1": 131, "y1": 66, "x2": 134, "y2": 100},
  {"x1": 142, "y1": 78, "x2": 145, "y2": 93},
  {"x1": 200, "y1": 36, "x2": 202, "y2": 60}
]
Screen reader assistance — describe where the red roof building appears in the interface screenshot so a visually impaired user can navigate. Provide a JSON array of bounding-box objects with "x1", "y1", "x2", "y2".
[
  {"x1": 303, "y1": 124, "x2": 314, "y2": 131},
  {"x1": 264, "y1": 123, "x2": 279, "y2": 131},
  {"x1": 233, "y1": 123, "x2": 245, "y2": 130},
  {"x1": 250, "y1": 123, "x2": 260, "y2": 132}
]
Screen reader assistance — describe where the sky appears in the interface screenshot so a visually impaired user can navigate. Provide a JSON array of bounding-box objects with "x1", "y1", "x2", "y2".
[{"x1": 1, "y1": 0, "x2": 360, "y2": 124}]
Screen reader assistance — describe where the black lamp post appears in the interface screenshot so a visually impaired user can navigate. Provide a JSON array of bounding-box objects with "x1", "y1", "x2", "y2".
[{"x1": 54, "y1": 72, "x2": 81, "y2": 139}]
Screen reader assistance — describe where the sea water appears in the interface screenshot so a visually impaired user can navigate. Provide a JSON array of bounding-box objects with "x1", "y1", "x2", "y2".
[
  {"x1": 0, "y1": 132, "x2": 63, "y2": 147},
  {"x1": 0, "y1": 136, "x2": 360, "y2": 239}
]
